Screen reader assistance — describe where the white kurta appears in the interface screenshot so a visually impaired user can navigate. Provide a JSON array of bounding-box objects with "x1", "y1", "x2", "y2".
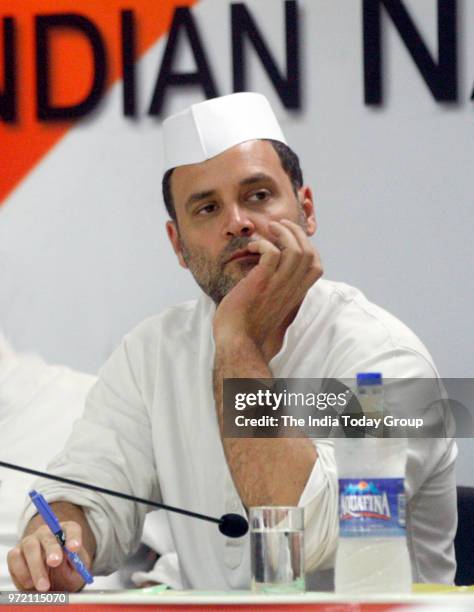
[
  {"x1": 0, "y1": 337, "x2": 176, "y2": 589},
  {"x1": 19, "y1": 279, "x2": 457, "y2": 588},
  {"x1": 0, "y1": 337, "x2": 126, "y2": 589}
]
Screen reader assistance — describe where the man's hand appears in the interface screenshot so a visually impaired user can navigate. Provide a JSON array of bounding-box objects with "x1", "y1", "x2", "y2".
[
  {"x1": 213, "y1": 219, "x2": 322, "y2": 360},
  {"x1": 212, "y1": 218, "x2": 319, "y2": 507},
  {"x1": 7, "y1": 503, "x2": 95, "y2": 592}
]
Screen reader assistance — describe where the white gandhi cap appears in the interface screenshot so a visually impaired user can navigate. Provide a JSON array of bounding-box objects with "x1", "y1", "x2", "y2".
[{"x1": 162, "y1": 92, "x2": 287, "y2": 173}]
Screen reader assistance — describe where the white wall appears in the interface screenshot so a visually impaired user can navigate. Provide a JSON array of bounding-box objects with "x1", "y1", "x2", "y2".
[{"x1": 1, "y1": 0, "x2": 473, "y2": 479}]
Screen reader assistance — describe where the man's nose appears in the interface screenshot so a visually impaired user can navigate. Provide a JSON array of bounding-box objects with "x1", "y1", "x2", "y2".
[{"x1": 223, "y1": 204, "x2": 256, "y2": 238}]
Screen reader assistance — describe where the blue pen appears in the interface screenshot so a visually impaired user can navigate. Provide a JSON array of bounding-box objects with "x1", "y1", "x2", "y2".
[{"x1": 29, "y1": 490, "x2": 94, "y2": 585}]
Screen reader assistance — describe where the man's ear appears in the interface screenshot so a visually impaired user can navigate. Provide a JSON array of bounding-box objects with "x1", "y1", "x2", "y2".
[
  {"x1": 166, "y1": 221, "x2": 188, "y2": 269},
  {"x1": 298, "y1": 186, "x2": 317, "y2": 236}
]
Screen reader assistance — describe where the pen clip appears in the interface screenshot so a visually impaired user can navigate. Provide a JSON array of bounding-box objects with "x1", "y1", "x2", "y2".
[{"x1": 29, "y1": 490, "x2": 62, "y2": 535}]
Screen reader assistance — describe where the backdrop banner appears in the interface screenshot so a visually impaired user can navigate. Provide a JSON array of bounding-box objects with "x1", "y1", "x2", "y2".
[{"x1": 1, "y1": 0, "x2": 472, "y2": 478}]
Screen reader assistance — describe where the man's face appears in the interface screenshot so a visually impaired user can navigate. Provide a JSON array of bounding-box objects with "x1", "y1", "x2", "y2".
[{"x1": 166, "y1": 140, "x2": 316, "y2": 303}]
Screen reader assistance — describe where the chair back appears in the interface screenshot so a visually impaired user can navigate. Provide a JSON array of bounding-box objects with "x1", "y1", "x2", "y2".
[{"x1": 455, "y1": 486, "x2": 474, "y2": 585}]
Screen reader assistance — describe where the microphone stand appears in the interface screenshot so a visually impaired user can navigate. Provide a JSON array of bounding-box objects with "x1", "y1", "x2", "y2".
[{"x1": 0, "y1": 460, "x2": 248, "y2": 538}]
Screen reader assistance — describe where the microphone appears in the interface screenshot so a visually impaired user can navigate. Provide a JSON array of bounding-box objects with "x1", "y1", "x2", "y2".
[{"x1": 0, "y1": 460, "x2": 248, "y2": 538}]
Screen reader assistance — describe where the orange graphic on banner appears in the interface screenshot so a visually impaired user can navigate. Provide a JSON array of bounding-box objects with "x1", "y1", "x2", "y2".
[{"x1": 0, "y1": 0, "x2": 197, "y2": 205}]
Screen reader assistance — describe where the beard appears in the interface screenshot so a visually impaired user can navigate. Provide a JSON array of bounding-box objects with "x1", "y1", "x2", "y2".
[
  {"x1": 179, "y1": 203, "x2": 308, "y2": 304},
  {"x1": 180, "y1": 235, "x2": 256, "y2": 304}
]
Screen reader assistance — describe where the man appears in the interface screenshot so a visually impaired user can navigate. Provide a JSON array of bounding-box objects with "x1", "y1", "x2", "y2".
[{"x1": 8, "y1": 93, "x2": 457, "y2": 591}]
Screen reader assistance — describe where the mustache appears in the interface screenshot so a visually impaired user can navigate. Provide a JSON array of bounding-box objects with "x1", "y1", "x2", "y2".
[{"x1": 218, "y1": 236, "x2": 259, "y2": 266}]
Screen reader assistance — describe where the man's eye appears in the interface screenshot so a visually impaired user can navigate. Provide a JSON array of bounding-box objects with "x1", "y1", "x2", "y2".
[
  {"x1": 248, "y1": 190, "x2": 270, "y2": 203},
  {"x1": 196, "y1": 203, "x2": 217, "y2": 215}
]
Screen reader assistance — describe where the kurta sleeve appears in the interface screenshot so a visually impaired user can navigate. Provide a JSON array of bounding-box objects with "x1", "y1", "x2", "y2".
[
  {"x1": 297, "y1": 439, "x2": 338, "y2": 572},
  {"x1": 18, "y1": 333, "x2": 161, "y2": 575}
]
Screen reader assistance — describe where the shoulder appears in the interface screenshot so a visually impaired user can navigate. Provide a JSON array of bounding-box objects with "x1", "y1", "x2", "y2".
[
  {"x1": 99, "y1": 295, "x2": 212, "y2": 384},
  {"x1": 127, "y1": 298, "x2": 203, "y2": 346},
  {"x1": 305, "y1": 279, "x2": 438, "y2": 377}
]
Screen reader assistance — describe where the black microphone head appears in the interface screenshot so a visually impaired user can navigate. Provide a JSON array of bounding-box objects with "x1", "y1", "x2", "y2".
[{"x1": 219, "y1": 513, "x2": 249, "y2": 538}]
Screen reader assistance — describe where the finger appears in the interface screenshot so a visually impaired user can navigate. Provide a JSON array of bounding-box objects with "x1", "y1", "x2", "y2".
[
  {"x1": 21, "y1": 535, "x2": 51, "y2": 592},
  {"x1": 37, "y1": 529, "x2": 63, "y2": 568},
  {"x1": 63, "y1": 521, "x2": 83, "y2": 551},
  {"x1": 279, "y1": 219, "x2": 317, "y2": 271},
  {"x1": 268, "y1": 221, "x2": 304, "y2": 278},
  {"x1": 7, "y1": 547, "x2": 35, "y2": 590},
  {"x1": 279, "y1": 219, "x2": 311, "y2": 252},
  {"x1": 280, "y1": 219, "x2": 323, "y2": 285},
  {"x1": 269, "y1": 220, "x2": 300, "y2": 253},
  {"x1": 246, "y1": 238, "x2": 281, "y2": 274}
]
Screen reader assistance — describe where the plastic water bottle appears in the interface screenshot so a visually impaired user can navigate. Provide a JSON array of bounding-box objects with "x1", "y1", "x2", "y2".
[{"x1": 334, "y1": 373, "x2": 411, "y2": 594}]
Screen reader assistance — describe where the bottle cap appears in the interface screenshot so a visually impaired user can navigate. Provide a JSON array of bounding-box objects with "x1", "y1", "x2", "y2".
[{"x1": 356, "y1": 372, "x2": 382, "y2": 385}]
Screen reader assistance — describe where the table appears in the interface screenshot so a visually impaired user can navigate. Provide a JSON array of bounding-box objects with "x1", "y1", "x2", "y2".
[{"x1": 4, "y1": 585, "x2": 474, "y2": 611}]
